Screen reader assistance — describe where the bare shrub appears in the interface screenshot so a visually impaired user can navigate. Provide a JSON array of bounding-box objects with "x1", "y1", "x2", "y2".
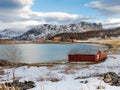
[
  {"x1": 3, "y1": 44, "x2": 22, "y2": 82},
  {"x1": 47, "y1": 76, "x2": 61, "y2": 82},
  {"x1": 4, "y1": 44, "x2": 22, "y2": 63},
  {"x1": 38, "y1": 76, "x2": 61, "y2": 82},
  {"x1": 61, "y1": 65, "x2": 89, "y2": 75},
  {"x1": 37, "y1": 77, "x2": 45, "y2": 82},
  {"x1": 37, "y1": 73, "x2": 61, "y2": 82},
  {"x1": 0, "y1": 84, "x2": 20, "y2": 90}
]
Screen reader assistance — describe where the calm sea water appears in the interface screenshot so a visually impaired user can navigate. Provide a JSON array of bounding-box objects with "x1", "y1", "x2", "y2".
[{"x1": 0, "y1": 43, "x2": 105, "y2": 63}]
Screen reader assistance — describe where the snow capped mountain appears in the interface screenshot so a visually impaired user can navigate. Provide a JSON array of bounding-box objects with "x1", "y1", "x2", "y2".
[
  {"x1": 0, "y1": 28, "x2": 25, "y2": 39},
  {"x1": 14, "y1": 22, "x2": 103, "y2": 40}
]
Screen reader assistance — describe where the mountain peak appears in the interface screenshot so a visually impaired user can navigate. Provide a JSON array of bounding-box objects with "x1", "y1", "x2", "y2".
[{"x1": 14, "y1": 22, "x2": 103, "y2": 40}]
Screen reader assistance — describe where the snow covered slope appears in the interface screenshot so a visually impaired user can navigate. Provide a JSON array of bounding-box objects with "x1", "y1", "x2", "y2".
[
  {"x1": 1, "y1": 54, "x2": 120, "y2": 90},
  {"x1": 14, "y1": 22, "x2": 103, "y2": 40},
  {"x1": 0, "y1": 28, "x2": 25, "y2": 39}
]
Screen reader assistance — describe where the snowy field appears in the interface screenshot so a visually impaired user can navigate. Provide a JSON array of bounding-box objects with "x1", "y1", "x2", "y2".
[{"x1": 0, "y1": 54, "x2": 120, "y2": 90}]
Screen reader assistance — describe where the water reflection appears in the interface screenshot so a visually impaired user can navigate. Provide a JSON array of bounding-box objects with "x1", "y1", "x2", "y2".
[{"x1": 0, "y1": 44, "x2": 99, "y2": 63}]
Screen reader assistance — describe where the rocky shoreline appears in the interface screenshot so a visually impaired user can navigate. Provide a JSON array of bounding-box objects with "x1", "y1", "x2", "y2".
[{"x1": 0, "y1": 60, "x2": 27, "y2": 67}]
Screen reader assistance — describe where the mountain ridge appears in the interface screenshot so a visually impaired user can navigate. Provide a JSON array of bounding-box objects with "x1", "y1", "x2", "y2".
[
  {"x1": 0, "y1": 29, "x2": 25, "y2": 39},
  {"x1": 13, "y1": 22, "x2": 103, "y2": 40}
]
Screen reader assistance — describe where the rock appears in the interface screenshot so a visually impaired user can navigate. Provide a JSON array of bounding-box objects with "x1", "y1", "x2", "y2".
[
  {"x1": 80, "y1": 80, "x2": 88, "y2": 84},
  {"x1": 84, "y1": 80, "x2": 88, "y2": 84},
  {"x1": 99, "y1": 76, "x2": 104, "y2": 80},
  {"x1": 0, "y1": 85, "x2": 2, "y2": 89},
  {"x1": 97, "y1": 85, "x2": 105, "y2": 89},
  {"x1": 80, "y1": 81, "x2": 84, "y2": 83},
  {"x1": 104, "y1": 74, "x2": 112, "y2": 83},
  {"x1": 111, "y1": 77, "x2": 120, "y2": 86},
  {"x1": 13, "y1": 77, "x2": 19, "y2": 82},
  {"x1": 108, "y1": 72, "x2": 118, "y2": 77},
  {"x1": 27, "y1": 81, "x2": 35, "y2": 87},
  {"x1": 11, "y1": 87, "x2": 20, "y2": 90},
  {"x1": 4, "y1": 80, "x2": 35, "y2": 90},
  {"x1": 0, "y1": 70, "x2": 5, "y2": 75},
  {"x1": 100, "y1": 72, "x2": 120, "y2": 86}
]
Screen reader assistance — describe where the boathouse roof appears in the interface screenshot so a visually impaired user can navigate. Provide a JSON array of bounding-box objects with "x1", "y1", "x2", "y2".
[{"x1": 68, "y1": 48, "x2": 100, "y2": 55}]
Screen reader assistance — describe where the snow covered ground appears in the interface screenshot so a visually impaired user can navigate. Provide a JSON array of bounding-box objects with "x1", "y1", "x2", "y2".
[{"x1": 0, "y1": 54, "x2": 120, "y2": 90}]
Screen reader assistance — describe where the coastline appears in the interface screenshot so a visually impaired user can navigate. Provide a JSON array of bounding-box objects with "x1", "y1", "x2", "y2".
[
  {"x1": 0, "y1": 40, "x2": 120, "y2": 90},
  {"x1": 91, "y1": 39, "x2": 120, "y2": 54},
  {"x1": 73, "y1": 39, "x2": 120, "y2": 54},
  {"x1": 0, "y1": 39, "x2": 119, "y2": 67}
]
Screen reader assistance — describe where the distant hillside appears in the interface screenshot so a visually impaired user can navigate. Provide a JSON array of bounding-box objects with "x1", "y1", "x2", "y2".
[
  {"x1": 51, "y1": 27, "x2": 120, "y2": 41},
  {"x1": 0, "y1": 29, "x2": 25, "y2": 39},
  {"x1": 1, "y1": 22, "x2": 119, "y2": 41},
  {"x1": 13, "y1": 22, "x2": 103, "y2": 40}
]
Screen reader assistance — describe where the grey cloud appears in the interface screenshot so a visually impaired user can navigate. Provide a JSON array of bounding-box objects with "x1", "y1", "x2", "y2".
[
  {"x1": 0, "y1": 16, "x2": 29, "y2": 22},
  {"x1": 103, "y1": 22, "x2": 120, "y2": 28},
  {"x1": 29, "y1": 13, "x2": 91, "y2": 25},
  {"x1": 0, "y1": 12, "x2": 29, "y2": 23},
  {"x1": 0, "y1": 10, "x2": 91, "y2": 26},
  {"x1": 0, "y1": 0, "x2": 33, "y2": 23},
  {"x1": 0, "y1": 0, "x2": 23, "y2": 10},
  {"x1": 55, "y1": 16, "x2": 91, "y2": 24},
  {"x1": 103, "y1": 0, "x2": 120, "y2": 6},
  {"x1": 0, "y1": 0, "x2": 91, "y2": 28},
  {"x1": 86, "y1": 0, "x2": 120, "y2": 16},
  {"x1": 103, "y1": 22, "x2": 120, "y2": 26}
]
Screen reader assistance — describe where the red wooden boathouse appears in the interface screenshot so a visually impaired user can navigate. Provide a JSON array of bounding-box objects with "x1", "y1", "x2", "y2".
[{"x1": 68, "y1": 48, "x2": 107, "y2": 62}]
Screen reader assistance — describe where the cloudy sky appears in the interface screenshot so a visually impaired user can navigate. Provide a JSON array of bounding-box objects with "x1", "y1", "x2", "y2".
[{"x1": 0, "y1": 0, "x2": 120, "y2": 29}]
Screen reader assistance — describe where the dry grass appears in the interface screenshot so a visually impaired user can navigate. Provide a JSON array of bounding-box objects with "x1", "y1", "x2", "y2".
[
  {"x1": 96, "y1": 40, "x2": 120, "y2": 50},
  {"x1": 47, "y1": 77, "x2": 61, "y2": 82},
  {"x1": 0, "y1": 40, "x2": 33, "y2": 44},
  {"x1": 61, "y1": 65, "x2": 89, "y2": 74},
  {"x1": 0, "y1": 84, "x2": 20, "y2": 90},
  {"x1": 38, "y1": 76, "x2": 61, "y2": 82}
]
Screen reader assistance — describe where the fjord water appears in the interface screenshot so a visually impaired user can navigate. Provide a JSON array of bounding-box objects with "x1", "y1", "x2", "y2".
[{"x1": 0, "y1": 44, "x2": 103, "y2": 63}]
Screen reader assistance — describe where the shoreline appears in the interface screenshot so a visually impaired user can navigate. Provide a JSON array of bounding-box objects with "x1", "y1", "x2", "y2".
[
  {"x1": 73, "y1": 39, "x2": 120, "y2": 54},
  {"x1": 93, "y1": 39, "x2": 120, "y2": 54},
  {"x1": 0, "y1": 39, "x2": 119, "y2": 67}
]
